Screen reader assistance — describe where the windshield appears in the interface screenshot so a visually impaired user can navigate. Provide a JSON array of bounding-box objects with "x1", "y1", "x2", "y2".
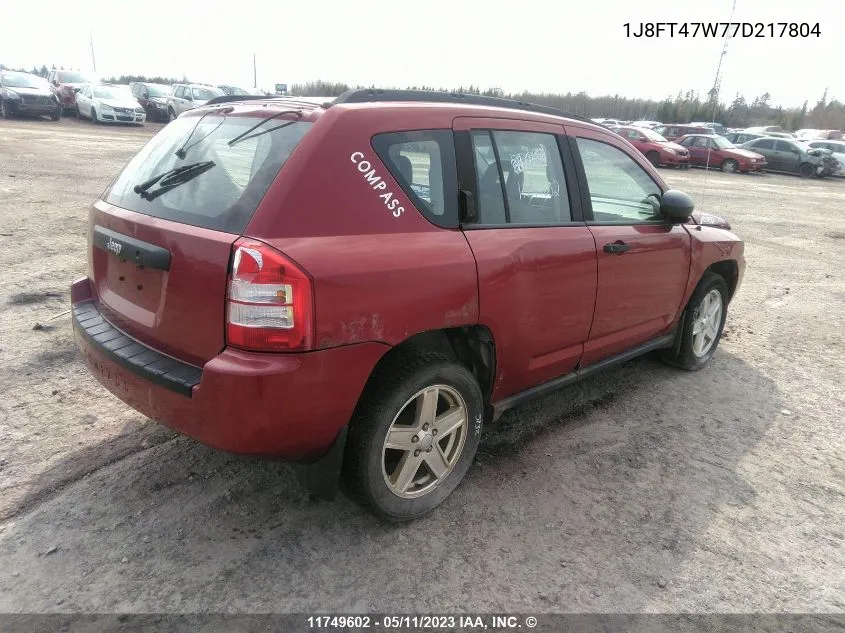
[
  {"x1": 712, "y1": 137, "x2": 736, "y2": 149},
  {"x1": 2, "y1": 73, "x2": 46, "y2": 89},
  {"x1": 93, "y1": 86, "x2": 132, "y2": 100},
  {"x1": 57, "y1": 71, "x2": 92, "y2": 83},
  {"x1": 640, "y1": 128, "x2": 668, "y2": 142},
  {"x1": 146, "y1": 84, "x2": 171, "y2": 97},
  {"x1": 105, "y1": 114, "x2": 312, "y2": 233},
  {"x1": 192, "y1": 87, "x2": 220, "y2": 101},
  {"x1": 220, "y1": 86, "x2": 250, "y2": 96}
]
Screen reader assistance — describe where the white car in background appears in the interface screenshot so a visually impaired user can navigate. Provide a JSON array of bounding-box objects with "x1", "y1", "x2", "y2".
[
  {"x1": 631, "y1": 120, "x2": 662, "y2": 129},
  {"x1": 803, "y1": 139, "x2": 845, "y2": 176},
  {"x1": 75, "y1": 84, "x2": 145, "y2": 124}
]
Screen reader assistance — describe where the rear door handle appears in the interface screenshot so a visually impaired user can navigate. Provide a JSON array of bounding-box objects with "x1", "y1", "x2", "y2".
[{"x1": 604, "y1": 241, "x2": 631, "y2": 254}]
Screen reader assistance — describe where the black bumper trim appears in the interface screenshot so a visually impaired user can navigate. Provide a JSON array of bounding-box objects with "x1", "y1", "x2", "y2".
[{"x1": 72, "y1": 302, "x2": 201, "y2": 397}]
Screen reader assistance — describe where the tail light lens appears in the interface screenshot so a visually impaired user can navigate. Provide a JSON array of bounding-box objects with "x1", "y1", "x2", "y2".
[{"x1": 226, "y1": 239, "x2": 314, "y2": 351}]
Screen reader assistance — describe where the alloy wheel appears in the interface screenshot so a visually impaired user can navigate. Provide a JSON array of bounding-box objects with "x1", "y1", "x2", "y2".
[
  {"x1": 691, "y1": 289, "x2": 723, "y2": 357},
  {"x1": 381, "y1": 384, "x2": 468, "y2": 499}
]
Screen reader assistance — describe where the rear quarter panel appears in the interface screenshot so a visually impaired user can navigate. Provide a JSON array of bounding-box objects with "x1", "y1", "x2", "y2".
[{"x1": 244, "y1": 105, "x2": 479, "y2": 349}]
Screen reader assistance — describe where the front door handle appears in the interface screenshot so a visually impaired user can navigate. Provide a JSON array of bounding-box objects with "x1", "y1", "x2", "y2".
[{"x1": 604, "y1": 241, "x2": 631, "y2": 254}]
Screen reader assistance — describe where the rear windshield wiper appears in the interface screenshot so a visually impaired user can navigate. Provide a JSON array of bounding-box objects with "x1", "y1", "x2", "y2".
[
  {"x1": 133, "y1": 161, "x2": 216, "y2": 201},
  {"x1": 228, "y1": 110, "x2": 302, "y2": 147}
]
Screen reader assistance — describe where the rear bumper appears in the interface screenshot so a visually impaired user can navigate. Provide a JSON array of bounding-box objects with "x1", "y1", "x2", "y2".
[{"x1": 71, "y1": 277, "x2": 387, "y2": 460}]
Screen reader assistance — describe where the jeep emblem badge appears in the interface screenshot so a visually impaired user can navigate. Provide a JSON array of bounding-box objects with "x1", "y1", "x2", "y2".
[{"x1": 105, "y1": 238, "x2": 122, "y2": 256}]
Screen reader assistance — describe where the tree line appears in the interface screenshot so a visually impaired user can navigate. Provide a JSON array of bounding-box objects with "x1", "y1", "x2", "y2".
[
  {"x1": 289, "y1": 81, "x2": 843, "y2": 131},
  {"x1": 2, "y1": 66, "x2": 841, "y2": 130}
]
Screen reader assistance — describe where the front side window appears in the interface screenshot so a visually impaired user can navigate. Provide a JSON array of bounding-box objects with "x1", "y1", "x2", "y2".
[
  {"x1": 753, "y1": 139, "x2": 775, "y2": 150},
  {"x1": 575, "y1": 137, "x2": 661, "y2": 224},
  {"x1": 692, "y1": 137, "x2": 711, "y2": 148},
  {"x1": 775, "y1": 140, "x2": 799, "y2": 153},
  {"x1": 371, "y1": 129, "x2": 458, "y2": 227}
]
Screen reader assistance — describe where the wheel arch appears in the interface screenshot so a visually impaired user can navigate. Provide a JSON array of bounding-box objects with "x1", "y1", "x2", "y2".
[
  {"x1": 707, "y1": 259, "x2": 739, "y2": 300},
  {"x1": 361, "y1": 325, "x2": 497, "y2": 412}
]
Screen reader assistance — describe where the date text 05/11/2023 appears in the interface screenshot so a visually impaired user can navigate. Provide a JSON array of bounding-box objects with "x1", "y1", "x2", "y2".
[
  {"x1": 624, "y1": 22, "x2": 820, "y2": 38},
  {"x1": 307, "y1": 615, "x2": 539, "y2": 629}
]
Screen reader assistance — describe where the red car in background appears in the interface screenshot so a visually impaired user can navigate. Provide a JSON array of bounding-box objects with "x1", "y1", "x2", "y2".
[
  {"x1": 47, "y1": 68, "x2": 97, "y2": 114},
  {"x1": 614, "y1": 126, "x2": 690, "y2": 167},
  {"x1": 676, "y1": 134, "x2": 766, "y2": 173}
]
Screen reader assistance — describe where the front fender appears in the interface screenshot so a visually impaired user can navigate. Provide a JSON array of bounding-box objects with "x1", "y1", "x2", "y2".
[{"x1": 680, "y1": 224, "x2": 745, "y2": 308}]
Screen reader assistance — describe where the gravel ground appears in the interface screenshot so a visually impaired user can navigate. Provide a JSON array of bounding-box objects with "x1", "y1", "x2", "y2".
[{"x1": 0, "y1": 117, "x2": 843, "y2": 615}]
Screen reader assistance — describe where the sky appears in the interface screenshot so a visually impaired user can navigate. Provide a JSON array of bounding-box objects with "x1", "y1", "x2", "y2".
[{"x1": 2, "y1": 0, "x2": 842, "y2": 109}]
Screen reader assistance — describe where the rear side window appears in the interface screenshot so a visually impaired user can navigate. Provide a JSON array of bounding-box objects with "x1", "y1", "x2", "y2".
[
  {"x1": 371, "y1": 130, "x2": 458, "y2": 228},
  {"x1": 106, "y1": 115, "x2": 312, "y2": 233}
]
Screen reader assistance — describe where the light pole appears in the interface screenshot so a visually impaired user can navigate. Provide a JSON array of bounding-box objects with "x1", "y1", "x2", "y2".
[{"x1": 89, "y1": 31, "x2": 97, "y2": 73}]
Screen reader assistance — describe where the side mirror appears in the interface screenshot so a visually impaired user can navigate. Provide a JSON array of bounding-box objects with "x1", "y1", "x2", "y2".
[{"x1": 660, "y1": 189, "x2": 695, "y2": 221}]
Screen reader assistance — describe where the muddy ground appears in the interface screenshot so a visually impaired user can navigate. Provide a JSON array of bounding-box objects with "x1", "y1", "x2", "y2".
[{"x1": 0, "y1": 117, "x2": 843, "y2": 615}]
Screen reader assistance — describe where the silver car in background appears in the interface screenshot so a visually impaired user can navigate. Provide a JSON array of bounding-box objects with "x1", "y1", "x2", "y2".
[{"x1": 166, "y1": 84, "x2": 224, "y2": 121}]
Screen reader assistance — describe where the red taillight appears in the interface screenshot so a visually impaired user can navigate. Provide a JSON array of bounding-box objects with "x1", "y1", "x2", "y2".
[{"x1": 226, "y1": 238, "x2": 314, "y2": 352}]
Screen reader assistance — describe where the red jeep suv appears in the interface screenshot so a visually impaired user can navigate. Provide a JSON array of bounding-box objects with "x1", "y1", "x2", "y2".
[{"x1": 71, "y1": 90, "x2": 745, "y2": 520}]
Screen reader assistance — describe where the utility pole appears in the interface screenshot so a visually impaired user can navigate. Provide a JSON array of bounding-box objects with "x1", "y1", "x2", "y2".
[
  {"x1": 89, "y1": 31, "x2": 97, "y2": 73},
  {"x1": 253, "y1": 53, "x2": 257, "y2": 89}
]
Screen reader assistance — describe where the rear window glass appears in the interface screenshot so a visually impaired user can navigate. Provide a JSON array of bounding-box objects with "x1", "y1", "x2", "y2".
[
  {"x1": 106, "y1": 115, "x2": 312, "y2": 233},
  {"x1": 371, "y1": 130, "x2": 458, "y2": 228}
]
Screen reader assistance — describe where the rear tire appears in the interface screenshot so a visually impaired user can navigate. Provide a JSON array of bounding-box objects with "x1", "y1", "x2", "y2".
[
  {"x1": 661, "y1": 272, "x2": 729, "y2": 371},
  {"x1": 721, "y1": 159, "x2": 738, "y2": 173},
  {"x1": 799, "y1": 163, "x2": 815, "y2": 178},
  {"x1": 646, "y1": 151, "x2": 661, "y2": 168},
  {"x1": 341, "y1": 351, "x2": 484, "y2": 521}
]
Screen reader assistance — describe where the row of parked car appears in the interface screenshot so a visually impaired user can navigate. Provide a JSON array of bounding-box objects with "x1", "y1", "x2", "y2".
[
  {"x1": 0, "y1": 68, "x2": 260, "y2": 125},
  {"x1": 592, "y1": 118, "x2": 843, "y2": 178}
]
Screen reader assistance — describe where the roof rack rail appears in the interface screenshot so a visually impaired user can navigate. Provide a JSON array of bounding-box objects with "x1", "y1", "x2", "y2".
[
  {"x1": 204, "y1": 94, "x2": 330, "y2": 108},
  {"x1": 331, "y1": 89, "x2": 592, "y2": 123},
  {"x1": 205, "y1": 94, "x2": 270, "y2": 106}
]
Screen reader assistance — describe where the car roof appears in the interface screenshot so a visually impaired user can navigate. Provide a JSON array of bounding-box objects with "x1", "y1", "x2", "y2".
[{"x1": 202, "y1": 88, "x2": 599, "y2": 128}]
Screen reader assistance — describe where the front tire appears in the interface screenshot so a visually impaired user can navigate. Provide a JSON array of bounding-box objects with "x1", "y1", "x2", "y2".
[
  {"x1": 798, "y1": 163, "x2": 814, "y2": 178},
  {"x1": 168, "y1": 107, "x2": 177, "y2": 122},
  {"x1": 721, "y1": 159, "x2": 738, "y2": 173},
  {"x1": 1, "y1": 99, "x2": 12, "y2": 119},
  {"x1": 91, "y1": 108, "x2": 99, "y2": 124},
  {"x1": 342, "y1": 351, "x2": 484, "y2": 521},
  {"x1": 661, "y1": 272, "x2": 729, "y2": 370},
  {"x1": 646, "y1": 151, "x2": 661, "y2": 168}
]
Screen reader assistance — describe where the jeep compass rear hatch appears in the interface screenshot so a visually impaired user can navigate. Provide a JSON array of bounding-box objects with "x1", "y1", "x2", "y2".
[{"x1": 91, "y1": 110, "x2": 312, "y2": 365}]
